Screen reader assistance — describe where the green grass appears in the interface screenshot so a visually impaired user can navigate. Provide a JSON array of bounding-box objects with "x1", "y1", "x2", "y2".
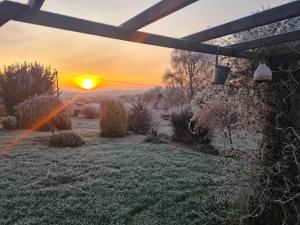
[{"x1": 0, "y1": 133, "x2": 232, "y2": 225}]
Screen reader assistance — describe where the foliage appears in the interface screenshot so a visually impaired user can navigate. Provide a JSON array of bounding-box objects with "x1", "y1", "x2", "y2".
[
  {"x1": 0, "y1": 105, "x2": 6, "y2": 117},
  {"x1": 190, "y1": 77, "x2": 267, "y2": 225},
  {"x1": 195, "y1": 102, "x2": 238, "y2": 130},
  {"x1": 218, "y1": 14, "x2": 300, "y2": 86},
  {"x1": 1, "y1": 116, "x2": 17, "y2": 130},
  {"x1": 138, "y1": 86, "x2": 186, "y2": 109},
  {"x1": 128, "y1": 101, "x2": 152, "y2": 134},
  {"x1": 171, "y1": 105, "x2": 211, "y2": 145},
  {"x1": 80, "y1": 105, "x2": 100, "y2": 119},
  {"x1": 99, "y1": 99, "x2": 128, "y2": 137},
  {"x1": 140, "y1": 86, "x2": 163, "y2": 104},
  {"x1": 48, "y1": 131, "x2": 84, "y2": 148},
  {"x1": 218, "y1": 15, "x2": 300, "y2": 225},
  {"x1": 72, "y1": 108, "x2": 81, "y2": 117},
  {"x1": 192, "y1": 85, "x2": 265, "y2": 137},
  {"x1": 242, "y1": 65, "x2": 300, "y2": 225},
  {"x1": 164, "y1": 87, "x2": 186, "y2": 107},
  {"x1": 194, "y1": 100, "x2": 239, "y2": 150},
  {"x1": 0, "y1": 62, "x2": 58, "y2": 114},
  {"x1": 52, "y1": 113, "x2": 72, "y2": 131},
  {"x1": 14, "y1": 95, "x2": 71, "y2": 131}
]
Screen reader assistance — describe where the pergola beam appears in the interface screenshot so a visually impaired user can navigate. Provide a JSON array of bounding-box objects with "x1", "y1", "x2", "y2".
[
  {"x1": 228, "y1": 29, "x2": 300, "y2": 52},
  {"x1": 184, "y1": 1, "x2": 300, "y2": 44},
  {"x1": 0, "y1": 0, "x2": 45, "y2": 27},
  {"x1": 269, "y1": 41, "x2": 300, "y2": 56},
  {"x1": 1, "y1": 1, "x2": 298, "y2": 60},
  {"x1": 120, "y1": 0, "x2": 199, "y2": 31},
  {"x1": 28, "y1": 0, "x2": 46, "y2": 11},
  {"x1": 0, "y1": 1, "x2": 255, "y2": 59},
  {"x1": 0, "y1": 3, "x2": 23, "y2": 27}
]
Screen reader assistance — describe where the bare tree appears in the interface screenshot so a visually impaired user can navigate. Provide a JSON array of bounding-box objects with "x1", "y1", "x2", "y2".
[{"x1": 163, "y1": 50, "x2": 213, "y2": 101}]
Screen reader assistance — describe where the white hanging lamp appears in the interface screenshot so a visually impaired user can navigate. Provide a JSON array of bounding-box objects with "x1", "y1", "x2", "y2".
[{"x1": 253, "y1": 60, "x2": 272, "y2": 81}]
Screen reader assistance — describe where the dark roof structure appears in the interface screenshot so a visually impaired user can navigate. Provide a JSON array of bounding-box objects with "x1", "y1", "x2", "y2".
[{"x1": 0, "y1": 0, "x2": 299, "y2": 59}]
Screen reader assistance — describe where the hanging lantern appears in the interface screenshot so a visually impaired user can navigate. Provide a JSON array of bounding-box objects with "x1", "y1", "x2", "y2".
[
  {"x1": 253, "y1": 61, "x2": 272, "y2": 81},
  {"x1": 213, "y1": 65, "x2": 231, "y2": 85},
  {"x1": 213, "y1": 46, "x2": 231, "y2": 85}
]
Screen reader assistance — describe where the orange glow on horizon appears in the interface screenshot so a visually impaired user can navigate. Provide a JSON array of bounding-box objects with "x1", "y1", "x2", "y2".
[{"x1": 60, "y1": 72, "x2": 162, "y2": 91}]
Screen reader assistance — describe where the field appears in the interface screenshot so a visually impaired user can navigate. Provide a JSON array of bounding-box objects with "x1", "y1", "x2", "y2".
[{"x1": 0, "y1": 118, "x2": 231, "y2": 225}]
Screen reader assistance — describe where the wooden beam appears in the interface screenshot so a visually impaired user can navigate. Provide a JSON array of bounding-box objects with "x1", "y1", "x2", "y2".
[
  {"x1": 0, "y1": 1, "x2": 24, "y2": 26},
  {"x1": 269, "y1": 42, "x2": 300, "y2": 63},
  {"x1": 228, "y1": 29, "x2": 300, "y2": 52},
  {"x1": 120, "y1": 0, "x2": 198, "y2": 31},
  {"x1": 184, "y1": 1, "x2": 300, "y2": 44},
  {"x1": 269, "y1": 41, "x2": 300, "y2": 56},
  {"x1": 28, "y1": 0, "x2": 46, "y2": 11},
  {"x1": 0, "y1": 0, "x2": 45, "y2": 27},
  {"x1": 0, "y1": 1, "x2": 255, "y2": 59}
]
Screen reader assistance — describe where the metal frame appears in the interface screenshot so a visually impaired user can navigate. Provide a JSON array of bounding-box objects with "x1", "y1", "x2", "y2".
[{"x1": 0, "y1": 0, "x2": 300, "y2": 59}]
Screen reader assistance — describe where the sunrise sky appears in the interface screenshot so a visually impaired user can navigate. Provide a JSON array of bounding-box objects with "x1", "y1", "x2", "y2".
[{"x1": 0, "y1": 0, "x2": 289, "y2": 92}]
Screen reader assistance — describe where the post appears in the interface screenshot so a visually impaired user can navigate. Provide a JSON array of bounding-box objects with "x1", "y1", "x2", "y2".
[{"x1": 55, "y1": 70, "x2": 59, "y2": 97}]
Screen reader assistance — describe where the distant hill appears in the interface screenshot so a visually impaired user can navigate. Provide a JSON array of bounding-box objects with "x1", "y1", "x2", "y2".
[{"x1": 61, "y1": 89, "x2": 147, "y2": 100}]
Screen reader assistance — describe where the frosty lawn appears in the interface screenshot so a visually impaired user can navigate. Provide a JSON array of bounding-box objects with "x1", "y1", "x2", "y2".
[{"x1": 0, "y1": 123, "x2": 230, "y2": 225}]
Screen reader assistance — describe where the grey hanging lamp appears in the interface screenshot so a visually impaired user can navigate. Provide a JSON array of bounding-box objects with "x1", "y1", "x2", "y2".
[
  {"x1": 253, "y1": 60, "x2": 272, "y2": 81},
  {"x1": 213, "y1": 46, "x2": 231, "y2": 85}
]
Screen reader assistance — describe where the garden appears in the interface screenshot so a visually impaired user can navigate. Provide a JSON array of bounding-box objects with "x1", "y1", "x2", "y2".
[{"x1": 0, "y1": 7, "x2": 299, "y2": 225}]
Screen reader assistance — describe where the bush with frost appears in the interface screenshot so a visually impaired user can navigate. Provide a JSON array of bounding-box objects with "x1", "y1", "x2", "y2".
[
  {"x1": 1, "y1": 116, "x2": 17, "y2": 130},
  {"x1": 128, "y1": 101, "x2": 151, "y2": 134},
  {"x1": 171, "y1": 105, "x2": 212, "y2": 145},
  {"x1": 99, "y1": 99, "x2": 128, "y2": 137},
  {"x1": 80, "y1": 105, "x2": 99, "y2": 119},
  {"x1": 49, "y1": 131, "x2": 84, "y2": 148},
  {"x1": 0, "y1": 62, "x2": 58, "y2": 114},
  {"x1": 14, "y1": 95, "x2": 71, "y2": 131}
]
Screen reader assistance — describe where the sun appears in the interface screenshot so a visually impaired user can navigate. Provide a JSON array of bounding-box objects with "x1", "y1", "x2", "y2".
[
  {"x1": 75, "y1": 75, "x2": 100, "y2": 90},
  {"x1": 82, "y1": 78, "x2": 94, "y2": 90}
]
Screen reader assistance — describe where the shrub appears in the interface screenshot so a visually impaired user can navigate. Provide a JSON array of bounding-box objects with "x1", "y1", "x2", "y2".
[
  {"x1": 48, "y1": 131, "x2": 84, "y2": 148},
  {"x1": 51, "y1": 113, "x2": 72, "y2": 131},
  {"x1": 15, "y1": 95, "x2": 71, "y2": 131},
  {"x1": 171, "y1": 106, "x2": 211, "y2": 145},
  {"x1": 0, "y1": 105, "x2": 7, "y2": 117},
  {"x1": 128, "y1": 101, "x2": 151, "y2": 134},
  {"x1": 1, "y1": 116, "x2": 17, "y2": 130},
  {"x1": 99, "y1": 99, "x2": 128, "y2": 137},
  {"x1": 194, "y1": 101, "x2": 239, "y2": 150},
  {"x1": 72, "y1": 108, "x2": 80, "y2": 117},
  {"x1": 80, "y1": 105, "x2": 99, "y2": 119},
  {"x1": 0, "y1": 62, "x2": 58, "y2": 114}
]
